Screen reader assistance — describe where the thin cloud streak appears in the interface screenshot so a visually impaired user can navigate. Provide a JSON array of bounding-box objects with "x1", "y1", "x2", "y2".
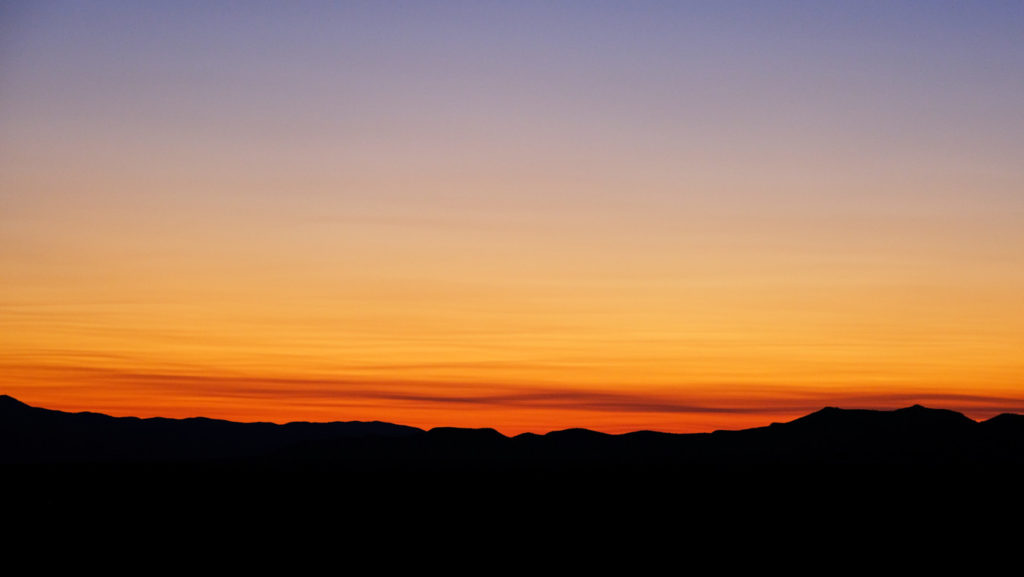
[{"x1": 5, "y1": 364, "x2": 1022, "y2": 433}]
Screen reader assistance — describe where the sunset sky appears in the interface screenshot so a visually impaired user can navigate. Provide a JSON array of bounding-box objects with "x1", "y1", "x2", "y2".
[{"x1": 2, "y1": 1, "x2": 1023, "y2": 434}]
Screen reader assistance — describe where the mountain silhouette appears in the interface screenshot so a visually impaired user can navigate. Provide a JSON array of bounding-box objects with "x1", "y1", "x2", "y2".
[
  {"x1": 2, "y1": 394, "x2": 1022, "y2": 467},
  {"x1": 0, "y1": 394, "x2": 422, "y2": 464}
]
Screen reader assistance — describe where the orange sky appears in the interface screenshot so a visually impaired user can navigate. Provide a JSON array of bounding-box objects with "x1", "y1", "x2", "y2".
[{"x1": 2, "y1": 3, "x2": 1023, "y2": 433}]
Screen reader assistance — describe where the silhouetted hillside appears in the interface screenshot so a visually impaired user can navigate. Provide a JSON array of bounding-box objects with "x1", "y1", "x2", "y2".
[
  {"x1": 2, "y1": 394, "x2": 1022, "y2": 468},
  {"x1": 0, "y1": 394, "x2": 422, "y2": 464}
]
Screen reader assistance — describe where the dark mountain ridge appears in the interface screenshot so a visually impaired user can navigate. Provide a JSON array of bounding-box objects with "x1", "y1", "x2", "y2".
[
  {"x1": 2, "y1": 394, "x2": 1022, "y2": 467},
  {"x1": 0, "y1": 394, "x2": 422, "y2": 464}
]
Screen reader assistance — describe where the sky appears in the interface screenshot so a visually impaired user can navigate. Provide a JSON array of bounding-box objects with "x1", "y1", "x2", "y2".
[{"x1": 2, "y1": 1, "x2": 1023, "y2": 433}]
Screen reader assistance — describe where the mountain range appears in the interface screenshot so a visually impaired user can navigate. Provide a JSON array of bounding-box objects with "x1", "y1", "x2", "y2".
[{"x1": 3, "y1": 394, "x2": 1022, "y2": 468}]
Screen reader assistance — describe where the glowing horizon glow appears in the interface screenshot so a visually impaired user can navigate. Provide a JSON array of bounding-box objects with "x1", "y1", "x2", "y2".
[{"x1": 2, "y1": 2, "x2": 1023, "y2": 434}]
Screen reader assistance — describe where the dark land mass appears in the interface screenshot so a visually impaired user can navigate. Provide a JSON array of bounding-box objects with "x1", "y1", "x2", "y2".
[
  {"x1": 6, "y1": 393, "x2": 1024, "y2": 537},
  {"x1": 3, "y1": 393, "x2": 1022, "y2": 468}
]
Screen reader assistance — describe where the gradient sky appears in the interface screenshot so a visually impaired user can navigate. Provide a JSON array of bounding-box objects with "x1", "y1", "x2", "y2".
[{"x1": 2, "y1": 1, "x2": 1023, "y2": 433}]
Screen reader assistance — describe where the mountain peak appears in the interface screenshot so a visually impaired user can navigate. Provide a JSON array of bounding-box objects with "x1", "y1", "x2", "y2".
[
  {"x1": 893, "y1": 404, "x2": 977, "y2": 424},
  {"x1": 0, "y1": 394, "x2": 29, "y2": 409}
]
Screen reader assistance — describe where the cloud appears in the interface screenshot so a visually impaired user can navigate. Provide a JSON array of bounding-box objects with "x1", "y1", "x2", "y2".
[{"x1": 8, "y1": 363, "x2": 1022, "y2": 424}]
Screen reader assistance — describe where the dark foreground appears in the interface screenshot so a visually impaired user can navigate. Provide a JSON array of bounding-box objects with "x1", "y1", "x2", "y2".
[
  {"x1": 3, "y1": 394, "x2": 1023, "y2": 468},
  {"x1": 5, "y1": 394, "x2": 1023, "y2": 551}
]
